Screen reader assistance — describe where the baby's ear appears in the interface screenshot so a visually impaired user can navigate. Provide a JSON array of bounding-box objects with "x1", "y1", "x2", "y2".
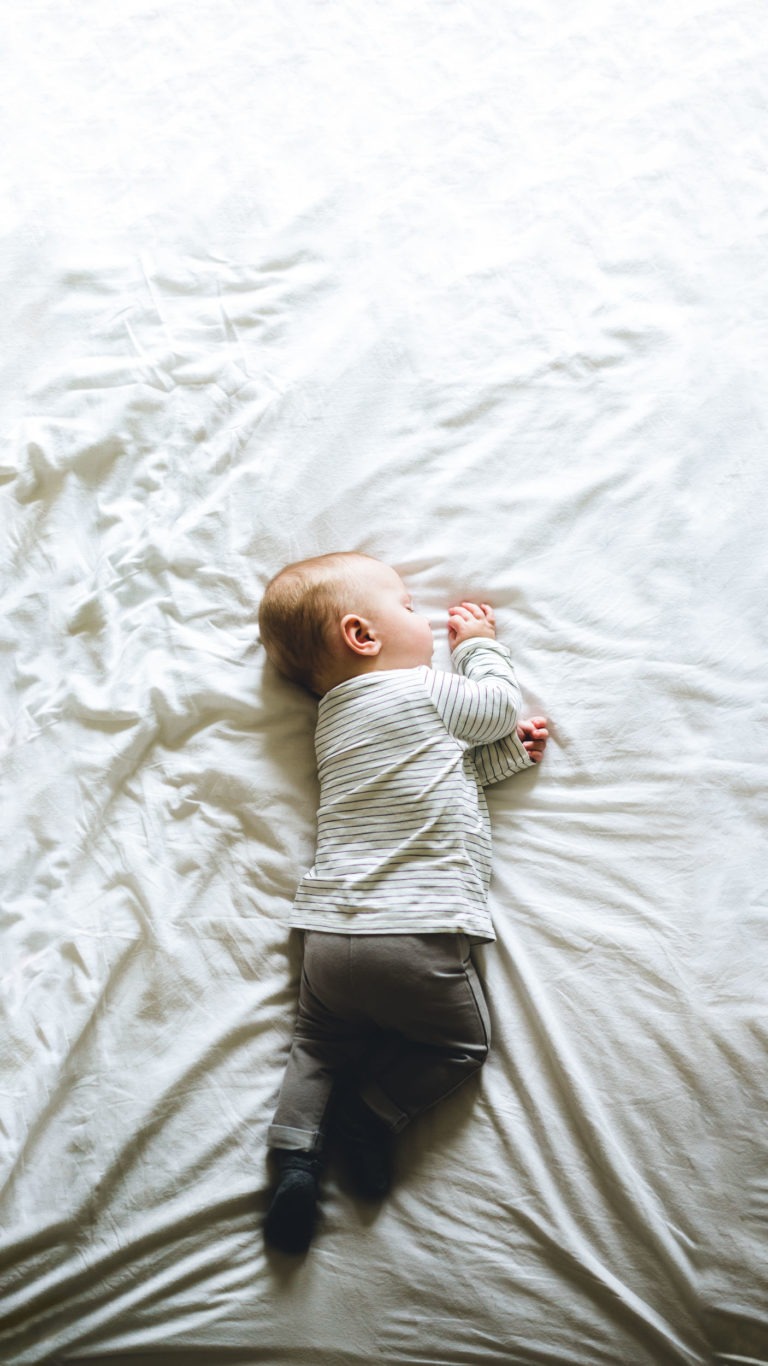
[{"x1": 340, "y1": 613, "x2": 381, "y2": 657}]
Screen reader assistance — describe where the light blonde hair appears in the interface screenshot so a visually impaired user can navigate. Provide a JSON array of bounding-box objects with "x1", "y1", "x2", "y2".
[{"x1": 258, "y1": 551, "x2": 377, "y2": 696}]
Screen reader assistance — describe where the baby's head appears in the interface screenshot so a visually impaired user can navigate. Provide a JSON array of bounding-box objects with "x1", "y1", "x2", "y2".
[{"x1": 258, "y1": 552, "x2": 433, "y2": 696}]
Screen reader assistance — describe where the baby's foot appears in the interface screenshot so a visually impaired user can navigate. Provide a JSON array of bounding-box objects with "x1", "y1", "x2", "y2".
[{"x1": 264, "y1": 1149, "x2": 320, "y2": 1254}]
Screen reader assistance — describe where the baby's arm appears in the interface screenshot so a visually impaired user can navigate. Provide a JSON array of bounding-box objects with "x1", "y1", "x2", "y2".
[
  {"x1": 448, "y1": 601, "x2": 548, "y2": 782},
  {"x1": 425, "y1": 601, "x2": 523, "y2": 746},
  {"x1": 472, "y1": 718, "x2": 548, "y2": 787}
]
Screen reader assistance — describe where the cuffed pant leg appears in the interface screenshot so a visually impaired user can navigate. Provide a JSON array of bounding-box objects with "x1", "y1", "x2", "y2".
[{"x1": 268, "y1": 934, "x2": 369, "y2": 1153}]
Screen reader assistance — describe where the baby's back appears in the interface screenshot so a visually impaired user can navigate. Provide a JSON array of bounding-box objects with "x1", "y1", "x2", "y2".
[{"x1": 312, "y1": 667, "x2": 489, "y2": 895}]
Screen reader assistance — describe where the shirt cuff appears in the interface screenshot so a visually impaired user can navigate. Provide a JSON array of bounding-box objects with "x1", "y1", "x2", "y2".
[{"x1": 451, "y1": 638, "x2": 513, "y2": 670}]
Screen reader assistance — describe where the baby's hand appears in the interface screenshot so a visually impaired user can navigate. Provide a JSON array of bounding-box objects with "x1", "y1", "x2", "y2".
[
  {"x1": 448, "y1": 601, "x2": 496, "y2": 650},
  {"x1": 517, "y1": 716, "x2": 549, "y2": 763}
]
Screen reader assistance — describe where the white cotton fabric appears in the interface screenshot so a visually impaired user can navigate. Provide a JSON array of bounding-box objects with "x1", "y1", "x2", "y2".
[
  {"x1": 1, "y1": 3, "x2": 767, "y2": 1365},
  {"x1": 292, "y1": 639, "x2": 531, "y2": 940}
]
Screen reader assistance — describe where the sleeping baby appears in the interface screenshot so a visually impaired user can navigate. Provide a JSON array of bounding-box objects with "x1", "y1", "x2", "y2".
[{"x1": 258, "y1": 552, "x2": 547, "y2": 1253}]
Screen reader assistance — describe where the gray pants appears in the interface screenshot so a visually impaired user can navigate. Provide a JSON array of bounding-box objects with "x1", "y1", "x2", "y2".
[{"x1": 267, "y1": 931, "x2": 492, "y2": 1153}]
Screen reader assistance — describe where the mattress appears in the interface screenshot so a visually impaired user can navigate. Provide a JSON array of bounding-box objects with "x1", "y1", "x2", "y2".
[{"x1": 1, "y1": 2, "x2": 766, "y2": 1363}]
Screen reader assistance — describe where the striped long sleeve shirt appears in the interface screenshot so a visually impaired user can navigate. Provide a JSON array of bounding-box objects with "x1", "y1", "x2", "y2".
[{"x1": 290, "y1": 639, "x2": 532, "y2": 942}]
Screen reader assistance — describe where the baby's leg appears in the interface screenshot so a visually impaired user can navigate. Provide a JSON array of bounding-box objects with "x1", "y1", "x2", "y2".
[
  {"x1": 357, "y1": 932, "x2": 490, "y2": 1131},
  {"x1": 267, "y1": 932, "x2": 368, "y2": 1154},
  {"x1": 265, "y1": 933, "x2": 370, "y2": 1253}
]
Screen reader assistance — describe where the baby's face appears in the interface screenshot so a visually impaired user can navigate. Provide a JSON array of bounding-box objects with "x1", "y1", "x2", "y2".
[{"x1": 356, "y1": 561, "x2": 434, "y2": 669}]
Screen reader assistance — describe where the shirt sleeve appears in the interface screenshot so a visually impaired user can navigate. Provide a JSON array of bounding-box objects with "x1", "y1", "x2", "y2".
[
  {"x1": 471, "y1": 730, "x2": 533, "y2": 787},
  {"x1": 424, "y1": 639, "x2": 522, "y2": 744}
]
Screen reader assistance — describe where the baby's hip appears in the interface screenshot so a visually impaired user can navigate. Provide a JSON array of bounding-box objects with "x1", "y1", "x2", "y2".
[{"x1": 300, "y1": 929, "x2": 481, "y2": 1031}]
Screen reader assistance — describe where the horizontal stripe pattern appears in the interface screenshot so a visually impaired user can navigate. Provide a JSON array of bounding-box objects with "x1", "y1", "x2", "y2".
[{"x1": 291, "y1": 639, "x2": 531, "y2": 940}]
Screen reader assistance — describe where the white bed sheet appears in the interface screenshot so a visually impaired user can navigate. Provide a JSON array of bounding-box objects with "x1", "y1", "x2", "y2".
[{"x1": 1, "y1": 2, "x2": 767, "y2": 1363}]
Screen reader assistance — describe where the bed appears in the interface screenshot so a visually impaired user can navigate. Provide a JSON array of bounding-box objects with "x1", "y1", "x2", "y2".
[{"x1": 2, "y1": 2, "x2": 766, "y2": 1363}]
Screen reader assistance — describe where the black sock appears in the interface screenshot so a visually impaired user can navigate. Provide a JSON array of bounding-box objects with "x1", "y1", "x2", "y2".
[{"x1": 264, "y1": 1150, "x2": 320, "y2": 1254}]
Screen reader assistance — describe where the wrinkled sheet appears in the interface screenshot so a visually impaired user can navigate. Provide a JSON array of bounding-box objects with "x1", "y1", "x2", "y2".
[{"x1": 1, "y1": 2, "x2": 767, "y2": 1363}]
